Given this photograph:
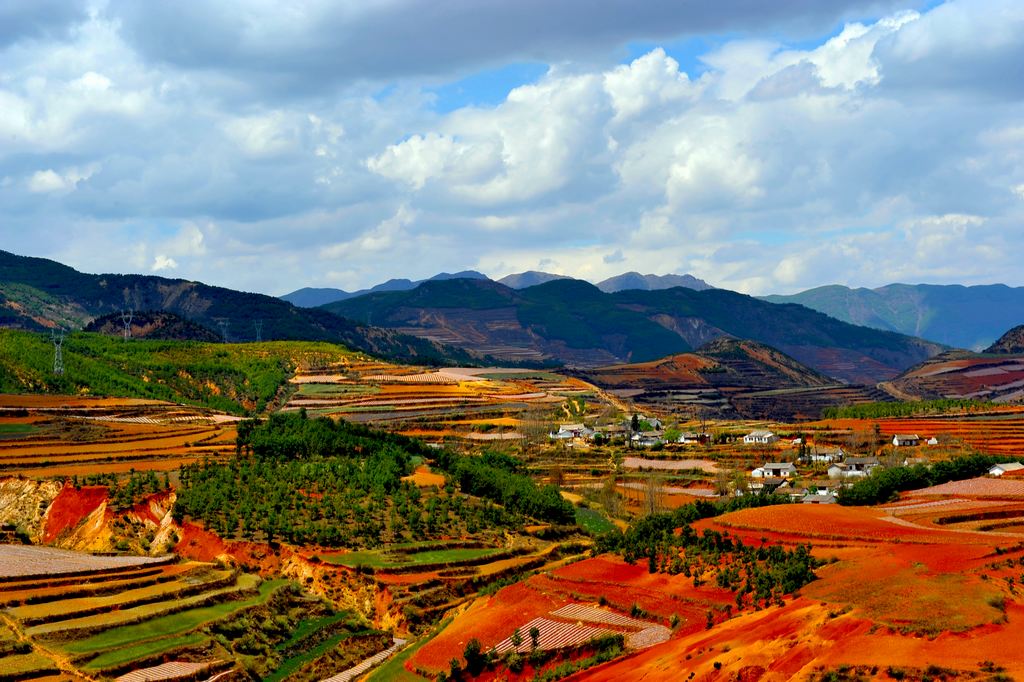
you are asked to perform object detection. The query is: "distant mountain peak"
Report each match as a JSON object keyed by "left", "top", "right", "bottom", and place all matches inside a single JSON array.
[
  {"left": 282, "top": 271, "right": 490, "bottom": 307},
  {"left": 596, "top": 272, "right": 713, "bottom": 293},
  {"left": 497, "top": 271, "right": 572, "bottom": 289}
]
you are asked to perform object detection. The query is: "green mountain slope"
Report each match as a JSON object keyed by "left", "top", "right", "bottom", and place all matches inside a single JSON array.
[
  {"left": 763, "top": 283, "right": 1024, "bottom": 350},
  {"left": 0, "top": 250, "right": 479, "bottom": 366},
  {"left": 0, "top": 330, "right": 363, "bottom": 414},
  {"left": 324, "top": 278, "right": 944, "bottom": 383}
]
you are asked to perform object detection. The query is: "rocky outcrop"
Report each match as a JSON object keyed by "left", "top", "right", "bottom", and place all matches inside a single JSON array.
[{"left": 985, "top": 325, "right": 1024, "bottom": 354}]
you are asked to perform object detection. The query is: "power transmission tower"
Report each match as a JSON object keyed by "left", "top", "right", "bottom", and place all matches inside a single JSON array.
[
  {"left": 120, "top": 308, "right": 134, "bottom": 341},
  {"left": 254, "top": 319, "right": 263, "bottom": 343},
  {"left": 51, "top": 328, "right": 65, "bottom": 375},
  {"left": 217, "top": 320, "right": 230, "bottom": 343}
]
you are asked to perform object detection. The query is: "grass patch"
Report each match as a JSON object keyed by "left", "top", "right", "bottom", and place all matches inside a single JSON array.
[
  {"left": 365, "top": 619, "right": 450, "bottom": 682},
  {"left": 61, "top": 577, "right": 285, "bottom": 654},
  {"left": 321, "top": 547, "right": 502, "bottom": 569},
  {"left": 296, "top": 384, "right": 379, "bottom": 397},
  {"left": 0, "top": 423, "right": 35, "bottom": 436},
  {"left": 264, "top": 630, "right": 370, "bottom": 682},
  {"left": 575, "top": 507, "right": 615, "bottom": 535},
  {"left": 275, "top": 613, "right": 351, "bottom": 652},
  {"left": 82, "top": 632, "right": 207, "bottom": 671},
  {"left": 0, "top": 652, "right": 58, "bottom": 676}
]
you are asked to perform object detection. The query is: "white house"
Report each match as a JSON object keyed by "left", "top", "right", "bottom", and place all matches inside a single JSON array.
[
  {"left": 632, "top": 432, "right": 663, "bottom": 448},
  {"left": 808, "top": 445, "right": 844, "bottom": 464},
  {"left": 751, "top": 462, "right": 797, "bottom": 478},
  {"left": 989, "top": 462, "right": 1024, "bottom": 477},
  {"left": 744, "top": 430, "right": 778, "bottom": 445},
  {"left": 627, "top": 415, "right": 663, "bottom": 431},
  {"left": 828, "top": 456, "right": 881, "bottom": 479},
  {"left": 801, "top": 491, "right": 838, "bottom": 504},
  {"left": 550, "top": 423, "right": 594, "bottom": 440},
  {"left": 892, "top": 434, "right": 920, "bottom": 447},
  {"left": 926, "top": 437, "right": 939, "bottom": 446},
  {"left": 677, "top": 432, "right": 710, "bottom": 445}
]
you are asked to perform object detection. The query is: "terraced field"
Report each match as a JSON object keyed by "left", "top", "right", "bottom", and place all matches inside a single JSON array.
[
  {"left": 810, "top": 407, "right": 1024, "bottom": 456},
  {"left": 0, "top": 545, "right": 322, "bottom": 679},
  {"left": 0, "top": 395, "right": 237, "bottom": 479},
  {"left": 282, "top": 361, "right": 590, "bottom": 442}
]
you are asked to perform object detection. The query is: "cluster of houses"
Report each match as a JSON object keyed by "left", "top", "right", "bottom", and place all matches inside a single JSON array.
[{"left": 549, "top": 415, "right": 670, "bottom": 448}]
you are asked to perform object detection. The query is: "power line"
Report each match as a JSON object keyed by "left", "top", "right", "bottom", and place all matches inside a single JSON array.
[
  {"left": 51, "top": 328, "right": 65, "bottom": 375},
  {"left": 120, "top": 308, "right": 133, "bottom": 341}
]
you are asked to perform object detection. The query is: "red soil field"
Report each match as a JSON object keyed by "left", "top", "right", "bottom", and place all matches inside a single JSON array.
[
  {"left": 576, "top": 598, "right": 1024, "bottom": 681},
  {"left": 40, "top": 484, "right": 108, "bottom": 543},
  {"left": 175, "top": 522, "right": 293, "bottom": 575},
  {"left": 411, "top": 582, "right": 571, "bottom": 674}
]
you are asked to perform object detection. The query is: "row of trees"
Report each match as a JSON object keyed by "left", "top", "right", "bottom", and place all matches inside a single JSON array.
[
  {"left": 838, "top": 453, "right": 1019, "bottom": 505},
  {"left": 822, "top": 398, "right": 996, "bottom": 420}
]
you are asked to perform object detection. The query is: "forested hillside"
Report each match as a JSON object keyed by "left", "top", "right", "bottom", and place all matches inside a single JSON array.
[{"left": 175, "top": 412, "right": 574, "bottom": 547}]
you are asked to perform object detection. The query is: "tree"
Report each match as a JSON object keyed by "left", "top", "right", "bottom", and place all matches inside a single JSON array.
[
  {"left": 463, "top": 638, "right": 485, "bottom": 675},
  {"left": 529, "top": 626, "right": 540, "bottom": 650},
  {"left": 510, "top": 627, "right": 523, "bottom": 649}
]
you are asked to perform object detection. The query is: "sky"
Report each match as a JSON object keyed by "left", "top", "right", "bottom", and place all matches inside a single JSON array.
[{"left": 1, "top": 0, "right": 1023, "bottom": 296}]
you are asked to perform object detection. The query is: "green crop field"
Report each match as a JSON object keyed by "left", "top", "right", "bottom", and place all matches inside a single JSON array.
[
  {"left": 264, "top": 630, "right": 371, "bottom": 682},
  {"left": 322, "top": 546, "right": 503, "bottom": 569},
  {"left": 275, "top": 614, "right": 350, "bottom": 652},
  {"left": 0, "top": 423, "right": 36, "bottom": 436},
  {"left": 81, "top": 632, "right": 208, "bottom": 671},
  {"left": 296, "top": 383, "right": 379, "bottom": 397},
  {"left": 366, "top": 618, "right": 451, "bottom": 682},
  {"left": 0, "top": 652, "right": 58, "bottom": 676},
  {"left": 55, "top": 575, "right": 277, "bottom": 651},
  {"left": 575, "top": 506, "right": 616, "bottom": 535}
]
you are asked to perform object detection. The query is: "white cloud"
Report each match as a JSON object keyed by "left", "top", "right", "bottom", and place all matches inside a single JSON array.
[
  {"left": 603, "top": 48, "right": 695, "bottom": 122},
  {"left": 27, "top": 164, "right": 97, "bottom": 193},
  {"left": 151, "top": 254, "right": 178, "bottom": 271},
  {"left": 3, "top": 0, "right": 1024, "bottom": 298}
]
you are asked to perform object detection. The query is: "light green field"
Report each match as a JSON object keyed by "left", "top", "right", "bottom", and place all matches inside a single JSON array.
[
  {"left": 366, "top": 618, "right": 450, "bottom": 682},
  {"left": 275, "top": 613, "right": 350, "bottom": 652},
  {"left": 264, "top": 630, "right": 371, "bottom": 682},
  {"left": 296, "top": 383, "right": 379, "bottom": 397},
  {"left": 0, "top": 652, "right": 58, "bottom": 676},
  {"left": 55, "top": 575, "right": 278, "bottom": 651},
  {"left": 0, "top": 423, "right": 35, "bottom": 435},
  {"left": 82, "top": 632, "right": 208, "bottom": 671},
  {"left": 322, "top": 547, "right": 502, "bottom": 569},
  {"left": 575, "top": 507, "right": 616, "bottom": 535}
]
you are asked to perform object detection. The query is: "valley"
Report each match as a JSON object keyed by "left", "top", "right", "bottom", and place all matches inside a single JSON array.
[{"left": 0, "top": 253, "right": 1022, "bottom": 680}]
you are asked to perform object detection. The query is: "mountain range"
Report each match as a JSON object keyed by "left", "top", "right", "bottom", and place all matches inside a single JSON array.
[
  {"left": 281, "top": 270, "right": 489, "bottom": 307},
  {"left": 764, "top": 283, "right": 1024, "bottom": 351},
  {"left": 283, "top": 270, "right": 713, "bottom": 307},
  {"left": 322, "top": 277, "right": 944, "bottom": 383},
  {"left": 0, "top": 250, "right": 479, "bottom": 366}
]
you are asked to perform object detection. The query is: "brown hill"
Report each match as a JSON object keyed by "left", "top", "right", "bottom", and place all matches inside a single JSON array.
[
  {"left": 887, "top": 349, "right": 1024, "bottom": 402},
  {"left": 574, "top": 339, "right": 890, "bottom": 420},
  {"left": 985, "top": 324, "right": 1024, "bottom": 353},
  {"left": 84, "top": 310, "right": 221, "bottom": 342}
]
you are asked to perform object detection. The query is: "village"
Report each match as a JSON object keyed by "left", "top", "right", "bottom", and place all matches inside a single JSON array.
[{"left": 547, "top": 416, "right": 1024, "bottom": 507}]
